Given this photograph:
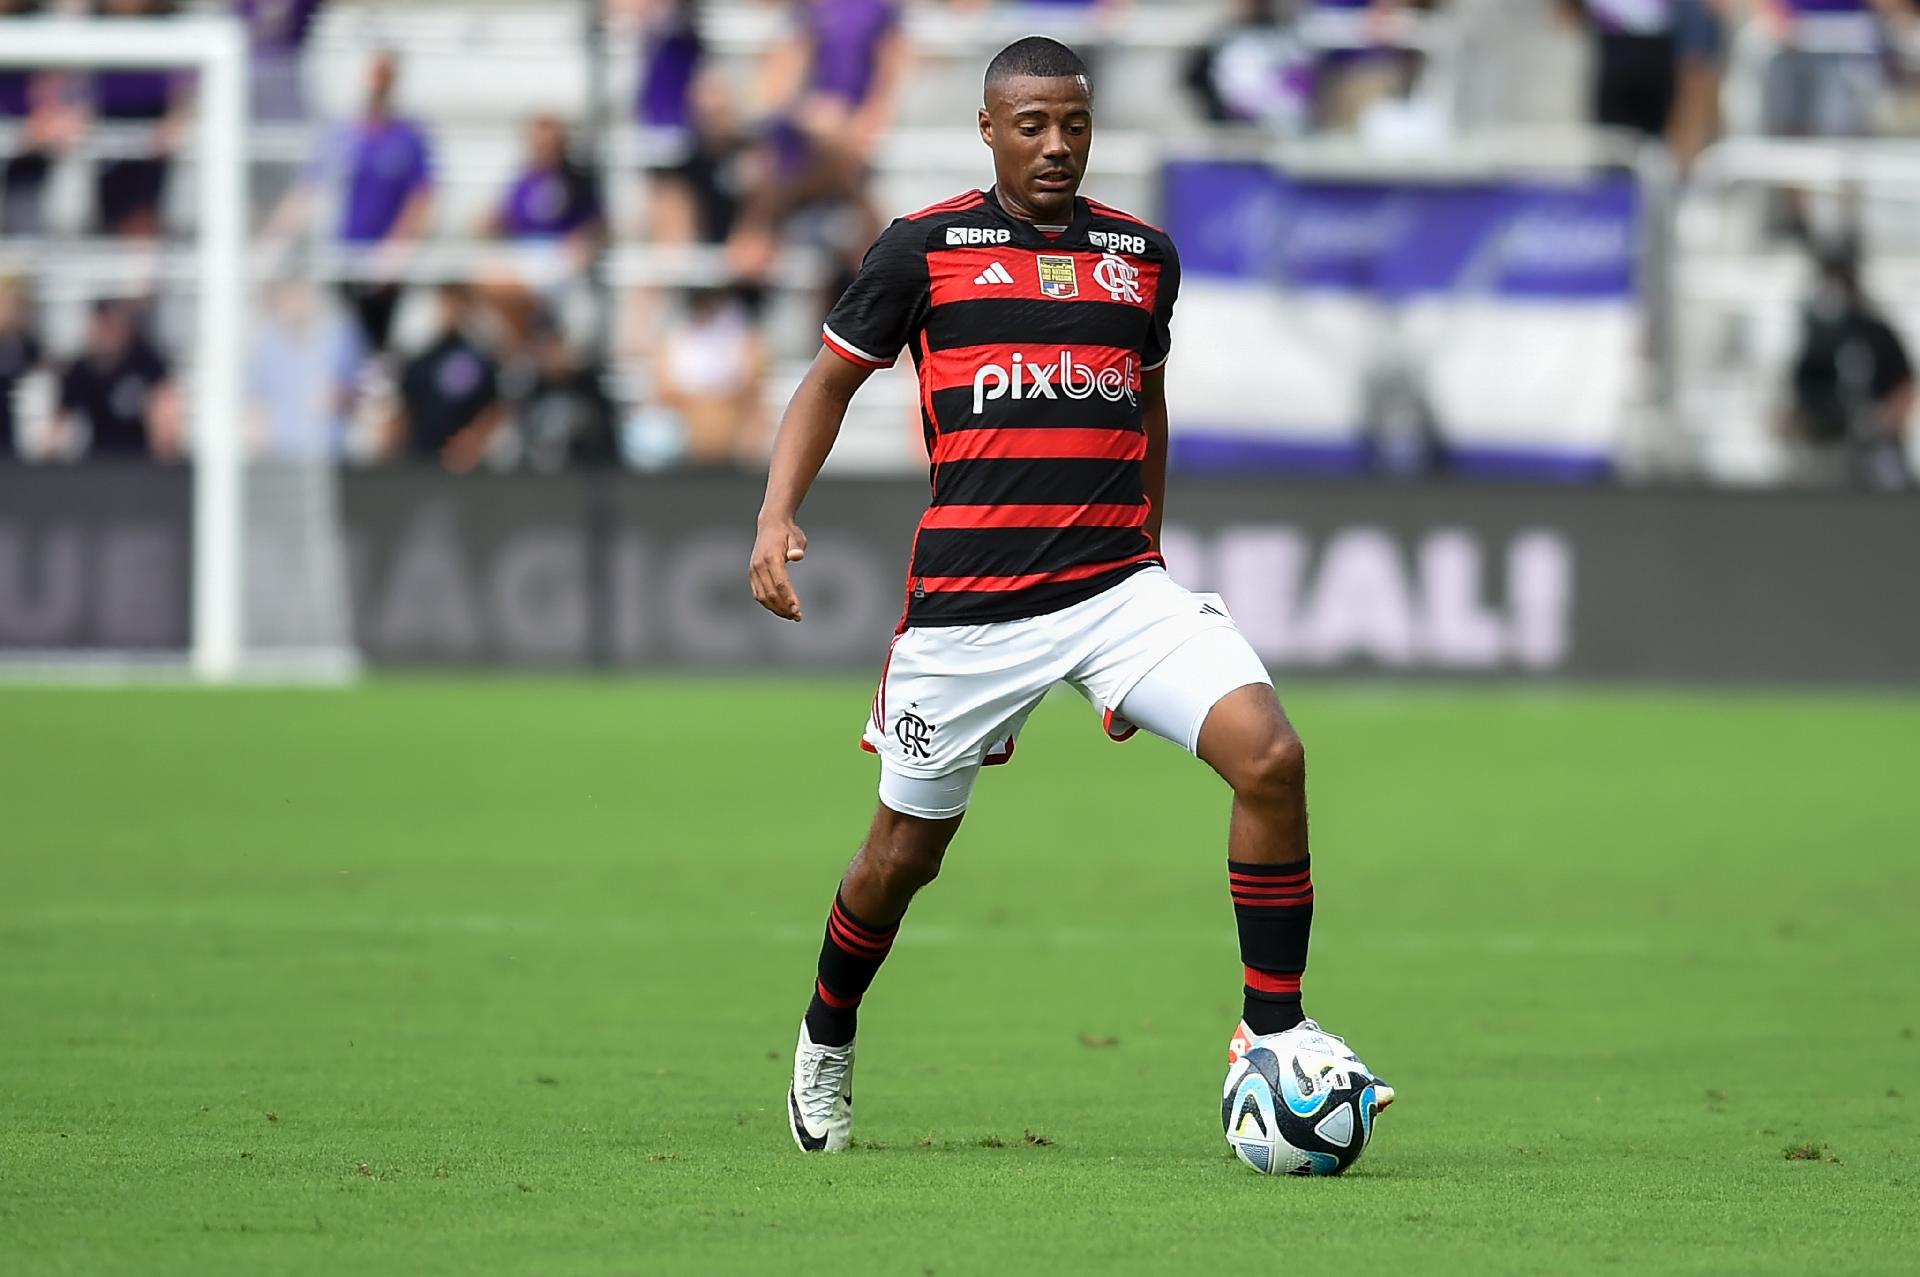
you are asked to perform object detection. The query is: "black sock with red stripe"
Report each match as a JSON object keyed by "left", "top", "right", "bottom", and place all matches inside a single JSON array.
[
  {"left": 1230, "top": 857, "right": 1313, "bottom": 1036},
  {"left": 803, "top": 892, "right": 900, "bottom": 1047}
]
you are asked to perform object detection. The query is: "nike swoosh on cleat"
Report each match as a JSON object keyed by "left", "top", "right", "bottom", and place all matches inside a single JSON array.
[{"left": 788, "top": 1087, "right": 830, "bottom": 1151}]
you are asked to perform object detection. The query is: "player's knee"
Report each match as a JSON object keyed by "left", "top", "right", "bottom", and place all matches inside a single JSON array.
[
  {"left": 868, "top": 836, "right": 944, "bottom": 895},
  {"left": 1234, "top": 731, "right": 1306, "bottom": 804}
]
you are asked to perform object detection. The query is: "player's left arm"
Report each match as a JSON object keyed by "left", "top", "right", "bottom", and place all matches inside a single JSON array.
[{"left": 1141, "top": 366, "right": 1168, "bottom": 553}]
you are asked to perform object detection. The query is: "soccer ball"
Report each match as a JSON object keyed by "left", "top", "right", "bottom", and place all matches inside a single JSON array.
[{"left": 1222, "top": 1035, "right": 1389, "bottom": 1176}]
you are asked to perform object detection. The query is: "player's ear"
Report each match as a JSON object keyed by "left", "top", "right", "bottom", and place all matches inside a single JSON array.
[{"left": 978, "top": 106, "right": 992, "bottom": 148}]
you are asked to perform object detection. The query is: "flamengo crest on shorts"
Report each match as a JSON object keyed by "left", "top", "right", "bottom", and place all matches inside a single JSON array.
[{"left": 819, "top": 187, "right": 1183, "bottom": 629}]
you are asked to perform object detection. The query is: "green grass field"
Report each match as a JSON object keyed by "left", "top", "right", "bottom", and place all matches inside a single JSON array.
[{"left": 2, "top": 679, "right": 1916, "bottom": 1275}]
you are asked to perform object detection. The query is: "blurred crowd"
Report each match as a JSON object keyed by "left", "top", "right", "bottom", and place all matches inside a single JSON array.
[{"left": 0, "top": 0, "right": 1916, "bottom": 479}]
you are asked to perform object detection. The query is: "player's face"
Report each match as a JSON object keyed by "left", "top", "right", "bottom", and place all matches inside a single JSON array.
[{"left": 979, "top": 75, "right": 1094, "bottom": 223}]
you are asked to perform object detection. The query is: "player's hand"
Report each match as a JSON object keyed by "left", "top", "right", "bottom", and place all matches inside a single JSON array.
[{"left": 750, "top": 519, "right": 808, "bottom": 622}]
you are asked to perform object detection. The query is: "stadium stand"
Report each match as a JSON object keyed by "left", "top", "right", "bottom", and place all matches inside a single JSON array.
[{"left": 1, "top": 0, "right": 1918, "bottom": 481}]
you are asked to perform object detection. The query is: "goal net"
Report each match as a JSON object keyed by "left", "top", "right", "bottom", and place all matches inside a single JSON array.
[{"left": 0, "top": 15, "right": 356, "bottom": 683}]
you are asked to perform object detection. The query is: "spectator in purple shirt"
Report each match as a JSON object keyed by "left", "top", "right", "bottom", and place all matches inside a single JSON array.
[
  {"left": 626, "top": 0, "right": 704, "bottom": 141},
  {"left": 731, "top": 0, "right": 906, "bottom": 280},
  {"left": 269, "top": 51, "right": 435, "bottom": 357},
  {"left": 488, "top": 116, "right": 603, "bottom": 245},
  {"left": 476, "top": 115, "right": 605, "bottom": 357},
  {"left": 91, "top": 0, "right": 190, "bottom": 238}
]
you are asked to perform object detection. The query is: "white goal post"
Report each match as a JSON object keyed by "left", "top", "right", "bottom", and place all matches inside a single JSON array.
[{"left": 1, "top": 16, "right": 352, "bottom": 683}]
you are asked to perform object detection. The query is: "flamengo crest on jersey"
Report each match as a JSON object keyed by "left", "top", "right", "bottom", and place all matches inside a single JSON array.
[
  {"left": 820, "top": 188, "right": 1180, "bottom": 628},
  {"left": 1094, "top": 253, "right": 1143, "bottom": 304}
]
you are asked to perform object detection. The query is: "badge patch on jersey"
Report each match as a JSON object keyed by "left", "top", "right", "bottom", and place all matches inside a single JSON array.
[{"left": 1036, "top": 255, "right": 1080, "bottom": 300}]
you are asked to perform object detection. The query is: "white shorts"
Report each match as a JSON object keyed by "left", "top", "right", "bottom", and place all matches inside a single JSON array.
[{"left": 860, "top": 567, "right": 1273, "bottom": 819}]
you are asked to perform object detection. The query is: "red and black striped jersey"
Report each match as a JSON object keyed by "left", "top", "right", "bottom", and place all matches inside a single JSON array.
[{"left": 821, "top": 186, "right": 1181, "bottom": 628}]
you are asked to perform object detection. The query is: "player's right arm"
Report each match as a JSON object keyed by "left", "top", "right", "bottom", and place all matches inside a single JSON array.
[
  {"left": 751, "top": 351, "right": 875, "bottom": 623},
  {"left": 750, "top": 217, "right": 930, "bottom": 623}
]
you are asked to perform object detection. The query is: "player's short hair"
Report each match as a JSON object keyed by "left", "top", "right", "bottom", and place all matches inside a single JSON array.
[{"left": 983, "top": 37, "right": 1091, "bottom": 104}]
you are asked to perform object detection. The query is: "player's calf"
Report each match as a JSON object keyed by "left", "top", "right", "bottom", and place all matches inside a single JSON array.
[{"left": 1197, "top": 688, "right": 1315, "bottom": 1036}]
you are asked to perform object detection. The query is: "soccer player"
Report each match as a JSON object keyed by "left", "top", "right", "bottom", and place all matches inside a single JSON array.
[{"left": 750, "top": 36, "right": 1393, "bottom": 1153}]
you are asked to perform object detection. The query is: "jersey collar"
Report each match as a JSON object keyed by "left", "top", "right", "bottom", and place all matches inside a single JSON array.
[{"left": 983, "top": 185, "right": 1091, "bottom": 248}]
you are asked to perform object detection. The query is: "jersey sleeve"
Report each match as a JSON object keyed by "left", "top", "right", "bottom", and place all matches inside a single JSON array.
[
  {"left": 821, "top": 219, "right": 929, "bottom": 370},
  {"left": 1143, "top": 239, "right": 1182, "bottom": 372}
]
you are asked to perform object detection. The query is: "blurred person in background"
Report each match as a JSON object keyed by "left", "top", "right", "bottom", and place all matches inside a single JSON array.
[
  {"left": 1746, "top": 0, "right": 1912, "bottom": 239},
  {"left": 731, "top": 0, "right": 906, "bottom": 284},
  {"left": 476, "top": 114, "right": 604, "bottom": 358},
  {"left": 0, "top": 275, "right": 46, "bottom": 462},
  {"left": 1784, "top": 236, "right": 1914, "bottom": 487},
  {"left": 648, "top": 67, "right": 757, "bottom": 246},
  {"left": 55, "top": 298, "right": 182, "bottom": 462},
  {"left": 237, "top": 0, "right": 326, "bottom": 219},
  {"left": 1, "top": 0, "right": 84, "bottom": 237},
  {"left": 385, "top": 283, "right": 505, "bottom": 473},
  {"left": 1558, "top": 0, "right": 1726, "bottom": 169},
  {"left": 1184, "top": 0, "right": 1318, "bottom": 133},
  {"left": 1570, "top": 0, "right": 1680, "bottom": 138},
  {"left": 270, "top": 51, "right": 435, "bottom": 360},
  {"left": 623, "top": 67, "right": 765, "bottom": 402},
  {"left": 248, "top": 277, "right": 362, "bottom": 461},
  {"left": 91, "top": 0, "right": 190, "bottom": 239},
  {"left": 237, "top": 0, "right": 324, "bottom": 122},
  {"left": 514, "top": 316, "right": 620, "bottom": 473},
  {"left": 1672, "top": 0, "right": 1729, "bottom": 169},
  {"left": 1762, "top": 0, "right": 1915, "bottom": 142},
  {"left": 650, "top": 285, "right": 767, "bottom": 465},
  {"left": 1311, "top": 0, "right": 1436, "bottom": 133},
  {"left": 627, "top": 0, "right": 705, "bottom": 146},
  {"left": 623, "top": 0, "right": 736, "bottom": 261}
]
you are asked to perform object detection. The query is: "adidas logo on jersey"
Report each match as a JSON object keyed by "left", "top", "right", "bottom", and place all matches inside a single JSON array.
[{"left": 973, "top": 261, "right": 1015, "bottom": 286}]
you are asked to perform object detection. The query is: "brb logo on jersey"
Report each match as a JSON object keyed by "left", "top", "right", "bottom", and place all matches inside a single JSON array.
[
  {"left": 972, "top": 352, "right": 1140, "bottom": 414},
  {"left": 1089, "top": 231, "right": 1148, "bottom": 256},
  {"left": 947, "top": 226, "right": 1012, "bottom": 246},
  {"left": 1094, "top": 253, "right": 1143, "bottom": 304}
]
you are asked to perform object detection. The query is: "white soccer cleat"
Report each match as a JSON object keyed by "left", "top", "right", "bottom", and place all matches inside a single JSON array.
[
  {"left": 1225, "top": 1017, "right": 1395, "bottom": 1112},
  {"left": 787, "top": 1022, "right": 855, "bottom": 1152}
]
